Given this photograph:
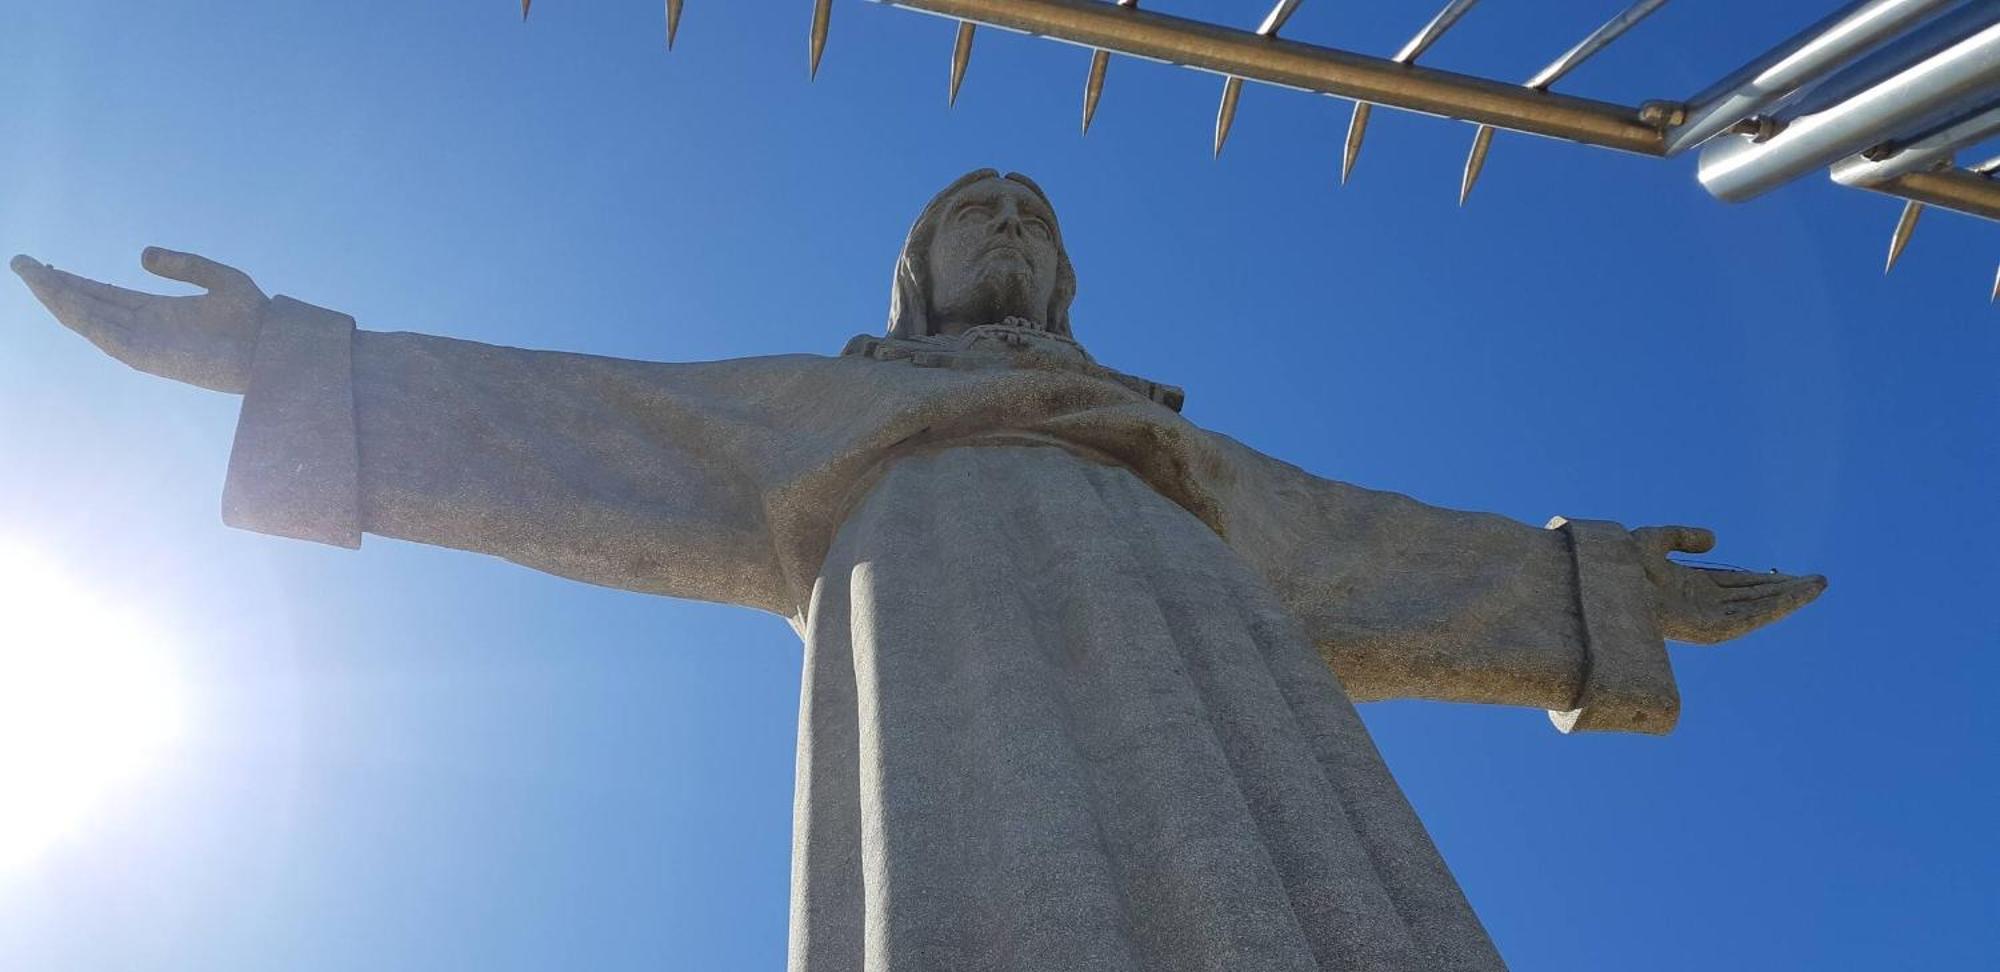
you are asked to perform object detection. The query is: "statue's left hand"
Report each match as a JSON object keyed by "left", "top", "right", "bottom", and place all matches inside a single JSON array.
[
  {"left": 11, "top": 248, "right": 268, "bottom": 393},
  {"left": 1632, "top": 525, "right": 1826, "bottom": 645}
]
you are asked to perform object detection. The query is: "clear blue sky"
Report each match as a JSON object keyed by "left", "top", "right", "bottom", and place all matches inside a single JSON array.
[{"left": 1, "top": 1, "right": 1993, "bottom": 968}]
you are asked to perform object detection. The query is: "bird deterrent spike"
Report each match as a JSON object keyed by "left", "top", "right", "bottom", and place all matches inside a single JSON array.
[
  {"left": 1456, "top": 0, "right": 1662, "bottom": 203},
  {"left": 810, "top": 0, "right": 832, "bottom": 80},
  {"left": 1884, "top": 201, "right": 1922, "bottom": 274},
  {"left": 1346, "top": 0, "right": 1484, "bottom": 184},
  {"left": 521, "top": 0, "right": 531, "bottom": 21},
  {"left": 949, "top": 22, "right": 976, "bottom": 107},
  {"left": 1214, "top": 77, "right": 1243, "bottom": 159},
  {"left": 1214, "top": 0, "right": 1302, "bottom": 159},
  {"left": 1460, "top": 125, "right": 1494, "bottom": 205},
  {"left": 1991, "top": 265, "right": 1998, "bottom": 304},
  {"left": 1083, "top": 50, "right": 1110, "bottom": 135},
  {"left": 1340, "top": 102, "right": 1371, "bottom": 184},
  {"left": 1082, "top": 1, "right": 1138, "bottom": 137},
  {"left": 666, "top": 0, "right": 683, "bottom": 50}
]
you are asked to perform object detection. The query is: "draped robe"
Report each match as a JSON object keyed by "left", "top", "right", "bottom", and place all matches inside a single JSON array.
[{"left": 222, "top": 297, "right": 1682, "bottom": 972}]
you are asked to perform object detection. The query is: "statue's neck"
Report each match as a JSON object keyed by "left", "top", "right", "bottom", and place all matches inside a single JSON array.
[{"left": 839, "top": 326, "right": 1186, "bottom": 414}]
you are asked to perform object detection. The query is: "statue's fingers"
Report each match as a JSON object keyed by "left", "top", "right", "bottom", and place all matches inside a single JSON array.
[
  {"left": 1727, "top": 574, "right": 1828, "bottom": 619},
  {"left": 1635, "top": 524, "right": 1716, "bottom": 556},
  {"left": 1704, "top": 564, "right": 1800, "bottom": 588},
  {"left": 11, "top": 256, "right": 143, "bottom": 336},
  {"left": 1664, "top": 526, "right": 1717, "bottom": 554},
  {"left": 141, "top": 246, "right": 258, "bottom": 295},
  {"left": 1711, "top": 568, "right": 1809, "bottom": 592}
]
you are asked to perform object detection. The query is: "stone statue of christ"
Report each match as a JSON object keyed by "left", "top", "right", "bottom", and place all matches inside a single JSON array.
[{"left": 12, "top": 169, "right": 1823, "bottom": 972}]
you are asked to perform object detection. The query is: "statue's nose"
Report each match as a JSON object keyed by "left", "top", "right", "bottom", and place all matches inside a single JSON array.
[{"left": 993, "top": 200, "right": 1026, "bottom": 237}]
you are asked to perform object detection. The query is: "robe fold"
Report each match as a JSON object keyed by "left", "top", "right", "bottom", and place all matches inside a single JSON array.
[{"left": 220, "top": 297, "right": 1682, "bottom": 970}]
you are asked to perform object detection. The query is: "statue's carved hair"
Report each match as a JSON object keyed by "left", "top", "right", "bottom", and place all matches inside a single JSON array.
[{"left": 886, "top": 169, "right": 1077, "bottom": 340}]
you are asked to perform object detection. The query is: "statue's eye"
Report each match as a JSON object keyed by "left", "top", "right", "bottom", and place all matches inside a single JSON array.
[
  {"left": 1024, "top": 218, "right": 1052, "bottom": 239},
  {"left": 955, "top": 204, "right": 991, "bottom": 223}
]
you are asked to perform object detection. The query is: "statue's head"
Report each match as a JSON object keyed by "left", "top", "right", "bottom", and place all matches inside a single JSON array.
[{"left": 887, "top": 169, "right": 1077, "bottom": 340}]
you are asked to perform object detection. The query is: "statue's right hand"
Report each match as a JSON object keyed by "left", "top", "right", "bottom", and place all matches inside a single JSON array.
[{"left": 11, "top": 247, "right": 269, "bottom": 393}]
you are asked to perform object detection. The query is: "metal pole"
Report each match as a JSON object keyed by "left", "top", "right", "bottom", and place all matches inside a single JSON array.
[
  {"left": 875, "top": 0, "right": 1667, "bottom": 155},
  {"left": 1665, "top": 0, "right": 1958, "bottom": 154},
  {"left": 1696, "top": 21, "right": 2000, "bottom": 202}
]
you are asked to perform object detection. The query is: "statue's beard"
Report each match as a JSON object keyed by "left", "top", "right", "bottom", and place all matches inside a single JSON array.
[{"left": 934, "top": 266, "right": 1046, "bottom": 333}]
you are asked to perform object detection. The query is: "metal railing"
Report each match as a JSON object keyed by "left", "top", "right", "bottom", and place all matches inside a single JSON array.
[{"left": 521, "top": 0, "right": 2000, "bottom": 300}]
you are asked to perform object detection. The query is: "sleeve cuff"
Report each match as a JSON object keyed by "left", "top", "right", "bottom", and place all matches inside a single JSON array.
[
  {"left": 1543, "top": 517, "right": 1679, "bottom": 735},
  {"left": 220, "top": 296, "right": 362, "bottom": 548}
]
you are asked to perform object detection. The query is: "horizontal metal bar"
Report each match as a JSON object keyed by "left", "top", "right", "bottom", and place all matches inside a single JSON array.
[
  {"left": 1666, "top": 0, "right": 1959, "bottom": 154},
  {"left": 876, "top": 0, "right": 1667, "bottom": 155},
  {"left": 1857, "top": 165, "right": 2000, "bottom": 222},
  {"left": 1697, "top": 20, "right": 2000, "bottom": 202}
]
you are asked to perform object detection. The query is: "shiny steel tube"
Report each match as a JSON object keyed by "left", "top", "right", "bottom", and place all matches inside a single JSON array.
[
  {"left": 1778, "top": 2, "right": 1999, "bottom": 118},
  {"left": 877, "top": 0, "right": 1666, "bottom": 154},
  {"left": 1696, "top": 20, "right": 2000, "bottom": 202},
  {"left": 1857, "top": 165, "right": 2000, "bottom": 221},
  {"left": 1829, "top": 101, "right": 2000, "bottom": 185},
  {"left": 1665, "top": 0, "right": 1958, "bottom": 155}
]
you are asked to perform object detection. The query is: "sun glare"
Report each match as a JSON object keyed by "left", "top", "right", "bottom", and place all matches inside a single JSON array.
[{"left": 0, "top": 542, "right": 187, "bottom": 872}]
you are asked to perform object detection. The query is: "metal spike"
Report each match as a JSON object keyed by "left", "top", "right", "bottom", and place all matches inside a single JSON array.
[
  {"left": 1256, "top": 0, "right": 1306, "bottom": 36},
  {"left": 1214, "top": 77, "right": 1243, "bottom": 158},
  {"left": 1341, "top": 102, "right": 1370, "bottom": 184},
  {"left": 1884, "top": 200, "right": 1923, "bottom": 273},
  {"left": 1395, "top": 0, "right": 1484, "bottom": 64},
  {"left": 1080, "top": 0, "right": 1144, "bottom": 136},
  {"left": 1344, "top": 0, "right": 1483, "bottom": 184},
  {"left": 1083, "top": 50, "right": 1110, "bottom": 134},
  {"left": 810, "top": 0, "right": 831, "bottom": 79},
  {"left": 1460, "top": 124, "right": 1494, "bottom": 205},
  {"left": 1527, "top": 0, "right": 1670, "bottom": 91},
  {"left": 666, "top": 0, "right": 683, "bottom": 49},
  {"left": 1213, "top": 0, "right": 1305, "bottom": 159},
  {"left": 1081, "top": 1, "right": 1138, "bottom": 136},
  {"left": 1991, "top": 265, "right": 1998, "bottom": 303},
  {"left": 521, "top": 0, "right": 531, "bottom": 21},
  {"left": 1454, "top": 0, "right": 1660, "bottom": 204},
  {"left": 949, "top": 22, "right": 976, "bottom": 106}
]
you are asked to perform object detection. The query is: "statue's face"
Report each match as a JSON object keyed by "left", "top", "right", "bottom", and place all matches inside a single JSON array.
[{"left": 924, "top": 179, "right": 1061, "bottom": 336}]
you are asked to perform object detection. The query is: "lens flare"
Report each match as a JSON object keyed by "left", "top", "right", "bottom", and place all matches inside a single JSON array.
[{"left": 0, "top": 542, "right": 187, "bottom": 872}]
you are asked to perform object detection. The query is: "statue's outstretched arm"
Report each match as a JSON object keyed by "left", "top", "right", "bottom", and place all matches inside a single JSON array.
[
  {"left": 14, "top": 250, "right": 793, "bottom": 618},
  {"left": 1204, "top": 432, "right": 1824, "bottom": 735}
]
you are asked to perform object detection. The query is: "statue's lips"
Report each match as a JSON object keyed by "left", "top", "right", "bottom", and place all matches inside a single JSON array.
[{"left": 978, "top": 241, "right": 1029, "bottom": 262}]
